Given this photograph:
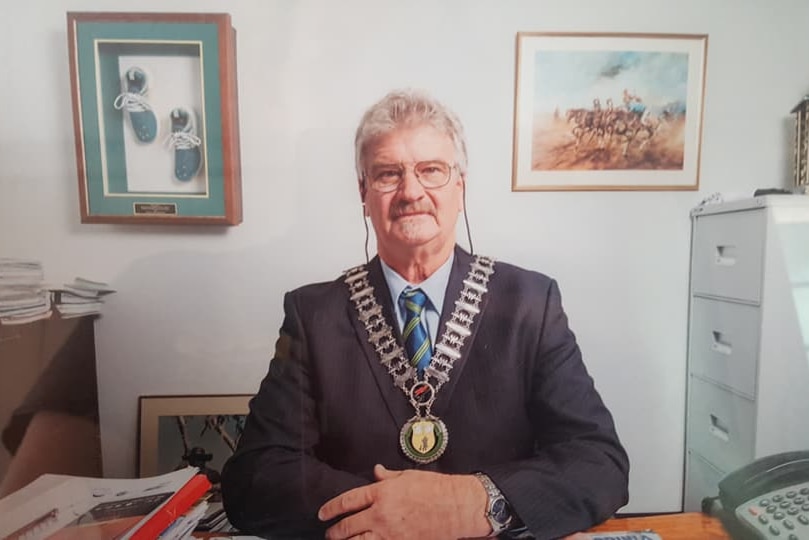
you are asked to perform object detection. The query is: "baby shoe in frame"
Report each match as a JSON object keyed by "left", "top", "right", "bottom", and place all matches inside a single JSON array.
[
  {"left": 113, "top": 67, "right": 158, "bottom": 143},
  {"left": 166, "top": 107, "right": 203, "bottom": 181}
]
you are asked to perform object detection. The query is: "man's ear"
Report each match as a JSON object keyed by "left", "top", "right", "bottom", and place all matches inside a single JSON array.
[
  {"left": 358, "top": 178, "right": 367, "bottom": 202},
  {"left": 358, "top": 178, "right": 369, "bottom": 216}
]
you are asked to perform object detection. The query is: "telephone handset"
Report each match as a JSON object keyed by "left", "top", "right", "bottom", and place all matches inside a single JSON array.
[{"left": 717, "top": 451, "right": 809, "bottom": 539}]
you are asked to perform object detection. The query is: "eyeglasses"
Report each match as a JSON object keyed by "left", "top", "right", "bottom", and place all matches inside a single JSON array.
[{"left": 365, "top": 160, "right": 457, "bottom": 193}]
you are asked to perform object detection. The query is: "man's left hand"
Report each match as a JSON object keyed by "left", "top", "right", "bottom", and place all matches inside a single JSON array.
[{"left": 318, "top": 464, "right": 491, "bottom": 539}]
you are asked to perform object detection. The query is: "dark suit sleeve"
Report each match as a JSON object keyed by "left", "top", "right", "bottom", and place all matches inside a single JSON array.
[
  {"left": 485, "top": 279, "right": 629, "bottom": 539},
  {"left": 221, "top": 291, "right": 370, "bottom": 538}
]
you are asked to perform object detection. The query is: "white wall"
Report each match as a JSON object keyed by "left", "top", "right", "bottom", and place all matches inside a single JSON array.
[{"left": 2, "top": 0, "right": 808, "bottom": 513}]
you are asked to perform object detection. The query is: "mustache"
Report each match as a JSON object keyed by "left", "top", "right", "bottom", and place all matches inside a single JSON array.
[{"left": 390, "top": 201, "right": 435, "bottom": 219}]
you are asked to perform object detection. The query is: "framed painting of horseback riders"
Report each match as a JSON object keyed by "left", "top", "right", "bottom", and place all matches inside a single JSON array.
[
  {"left": 512, "top": 32, "right": 708, "bottom": 191},
  {"left": 66, "top": 12, "right": 243, "bottom": 224},
  {"left": 137, "top": 394, "right": 251, "bottom": 478}
]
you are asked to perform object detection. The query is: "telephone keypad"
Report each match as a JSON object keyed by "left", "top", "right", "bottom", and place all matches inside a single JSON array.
[{"left": 737, "top": 481, "right": 809, "bottom": 539}]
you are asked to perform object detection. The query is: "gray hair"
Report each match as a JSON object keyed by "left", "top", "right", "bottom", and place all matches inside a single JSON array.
[{"left": 354, "top": 89, "right": 468, "bottom": 181}]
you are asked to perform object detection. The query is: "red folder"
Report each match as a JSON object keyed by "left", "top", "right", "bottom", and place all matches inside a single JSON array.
[{"left": 130, "top": 474, "right": 212, "bottom": 540}]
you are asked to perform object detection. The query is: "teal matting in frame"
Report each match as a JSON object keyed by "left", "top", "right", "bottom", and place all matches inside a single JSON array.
[{"left": 67, "top": 12, "right": 242, "bottom": 225}]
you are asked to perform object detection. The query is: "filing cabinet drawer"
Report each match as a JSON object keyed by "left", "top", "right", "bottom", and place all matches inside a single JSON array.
[
  {"left": 689, "top": 297, "right": 760, "bottom": 398},
  {"left": 684, "top": 449, "right": 726, "bottom": 512},
  {"left": 687, "top": 375, "right": 755, "bottom": 473},
  {"left": 691, "top": 209, "right": 765, "bottom": 303}
]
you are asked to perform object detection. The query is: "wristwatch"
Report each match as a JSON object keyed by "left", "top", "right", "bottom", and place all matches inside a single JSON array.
[{"left": 474, "top": 472, "right": 513, "bottom": 536}]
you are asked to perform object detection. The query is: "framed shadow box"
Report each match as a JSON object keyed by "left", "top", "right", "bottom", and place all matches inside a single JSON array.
[{"left": 67, "top": 12, "right": 242, "bottom": 225}]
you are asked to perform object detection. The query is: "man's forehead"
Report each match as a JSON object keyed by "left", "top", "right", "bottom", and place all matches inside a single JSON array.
[{"left": 365, "top": 126, "right": 454, "bottom": 161}]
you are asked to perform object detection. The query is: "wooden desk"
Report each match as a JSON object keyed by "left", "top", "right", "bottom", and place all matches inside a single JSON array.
[
  {"left": 0, "top": 315, "right": 101, "bottom": 497},
  {"left": 191, "top": 512, "right": 731, "bottom": 539},
  {"left": 578, "top": 512, "right": 730, "bottom": 539}
]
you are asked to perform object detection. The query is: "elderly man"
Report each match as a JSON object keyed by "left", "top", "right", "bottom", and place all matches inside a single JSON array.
[{"left": 221, "top": 89, "right": 629, "bottom": 539}]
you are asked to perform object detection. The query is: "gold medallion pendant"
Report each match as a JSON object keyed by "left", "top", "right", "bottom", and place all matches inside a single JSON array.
[{"left": 399, "top": 415, "right": 448, "bottom": 464}]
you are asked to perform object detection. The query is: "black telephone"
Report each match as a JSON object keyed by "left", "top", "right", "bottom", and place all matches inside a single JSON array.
[{"left": 716, "top": 451, "right": 809, "bottom": 539}]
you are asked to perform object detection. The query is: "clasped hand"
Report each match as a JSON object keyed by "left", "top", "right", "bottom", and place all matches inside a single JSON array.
[{"left": 318, "top": 464, "right": 491, "bottom": 540}]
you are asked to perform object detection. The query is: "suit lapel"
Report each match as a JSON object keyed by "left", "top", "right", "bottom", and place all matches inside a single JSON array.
[{"left": 346, "top": 257, "right": 413, "bottom": 428}]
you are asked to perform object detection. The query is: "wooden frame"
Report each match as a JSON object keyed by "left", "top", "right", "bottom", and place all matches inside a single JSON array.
[
  {"left": 67, "top": 12, "right": 242, "bottom": 224},
  {"left": 512, "top": 32, "right": 708, "bottom": 191},
  {"left": 137, "top": 394, "right": 250, "bottom": 478}
]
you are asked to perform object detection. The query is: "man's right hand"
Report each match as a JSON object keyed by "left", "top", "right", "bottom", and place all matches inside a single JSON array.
[{"left": 318, "top": 464, "right": 492, "bottom": 539}]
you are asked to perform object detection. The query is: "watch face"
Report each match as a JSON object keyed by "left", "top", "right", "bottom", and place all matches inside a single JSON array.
[{"left": 492, "top": 498, "right": 511, "bottom": 524}]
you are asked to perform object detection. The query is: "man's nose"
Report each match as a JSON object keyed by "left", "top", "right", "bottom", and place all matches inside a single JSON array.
[{"left": 397, "top": 169, "right": 425, "bottom": 200}]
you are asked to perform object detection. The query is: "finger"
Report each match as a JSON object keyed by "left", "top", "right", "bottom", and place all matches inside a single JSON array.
[
  {"left": 319, "top": 485, "right": 375, "bottom": 521},
  {"left": 373, "top": 463, "right": 402, "bottom": 481},
  {"left": 324, "top": 509, "right": 373, "bottom": 540},
  {"left": 349, "top": 533, "right": 379, "bottom": 540}
]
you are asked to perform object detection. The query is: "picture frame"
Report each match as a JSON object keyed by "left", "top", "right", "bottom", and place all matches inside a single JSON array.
[
  {"left": 137, "top": 394, "right": 251, "bottom": 478},
  {"left": 67, "top": 12, "right": 242, "bottom": 225},
  {"left": 512, "top": 32, "right": 708, "bottom": 191}
]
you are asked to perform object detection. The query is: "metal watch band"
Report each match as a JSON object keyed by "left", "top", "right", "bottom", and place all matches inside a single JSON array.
[{"left": 474, "top": 472, "right": 512, "bottom": 535}]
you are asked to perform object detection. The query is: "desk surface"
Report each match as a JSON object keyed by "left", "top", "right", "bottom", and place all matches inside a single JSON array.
[
  {"left": 578, "top": 512, "right": 731, "bottom": 540},
  {"left": 191, "top": 512, "right": 731, "bottom": 539}
]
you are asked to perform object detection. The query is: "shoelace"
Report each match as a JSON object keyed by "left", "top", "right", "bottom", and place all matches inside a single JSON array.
[
  {"left": 166, "top": 131, "right": 201, "bottom": 150},
  {"left": 113, "top": 91, "right": 152, "bottom": 112}
]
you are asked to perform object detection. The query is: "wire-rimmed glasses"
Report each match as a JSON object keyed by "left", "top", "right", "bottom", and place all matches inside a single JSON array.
[{"left": 365, "top": 160, "right": 457, "bottom": 192}]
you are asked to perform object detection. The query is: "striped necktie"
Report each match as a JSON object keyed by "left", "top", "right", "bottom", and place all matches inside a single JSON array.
[{"left": 401, "top": 288, "right": 432, "bottom": 375}]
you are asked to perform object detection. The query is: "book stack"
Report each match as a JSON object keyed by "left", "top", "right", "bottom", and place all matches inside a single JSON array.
[
  {"left": 194, "top": 500, "right": 240, "bottom": 534},
  {"left": 0, "top": 258, "right": 51, "bottom": 325},
  {"left": 51, "top": 277, "right": 116, "bottom": 319},
  {"left": 152, "top": 498, "right": 211, "bottom": 540},
  {"left": 0, "top": 467, "right": 212, "bottom": 540}
]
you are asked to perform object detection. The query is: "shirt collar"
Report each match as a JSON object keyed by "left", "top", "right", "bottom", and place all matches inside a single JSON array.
[{"left": 380, "top": 251, "right": 454, "bottom": 315}]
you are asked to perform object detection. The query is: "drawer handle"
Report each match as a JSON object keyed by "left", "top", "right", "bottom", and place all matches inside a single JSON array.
[
  {"left": 714, "top": 245, "right": 737, "bottom": 267},
  {"left": 711, "top": 331, "right": 732, "bottom": 355},
  {"left": 709, "top": 414, "right": 730, "bottom": 442}
]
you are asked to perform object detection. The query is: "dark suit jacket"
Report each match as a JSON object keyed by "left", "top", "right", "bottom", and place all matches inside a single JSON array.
[{"left": 221, "top": 246, "right": 629, "bottom": 539}]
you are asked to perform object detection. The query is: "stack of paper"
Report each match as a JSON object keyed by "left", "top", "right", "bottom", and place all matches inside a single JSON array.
[
  {"left": 0, "top": 467, "right": 211, "bottom": 540},
  {"left": 157, "top": 499, "right": 209, "bottom": 539},
  {"left": 0, "top": 258, "right": 51, "bottom": 325},
  {"left": 52, "top": 277, "right": 116, "bottom": 319}
]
